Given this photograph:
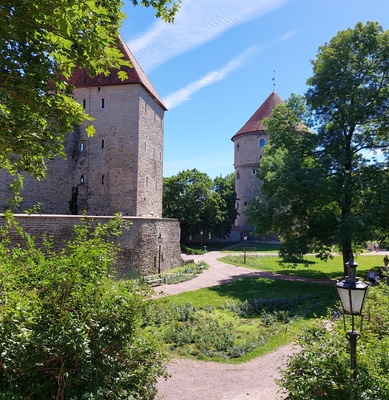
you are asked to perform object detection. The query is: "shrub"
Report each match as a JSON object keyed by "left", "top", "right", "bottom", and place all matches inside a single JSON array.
[
  {"left": 279, "top": 285, "right": 389, "bottom": 399},
  {"left": 0, "top": 212, "right": 167, "bottom": 400}
]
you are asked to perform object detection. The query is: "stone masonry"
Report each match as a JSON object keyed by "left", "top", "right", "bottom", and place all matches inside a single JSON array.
[
  {"left": 231, "top": 91, "right": 284, "bottom": 233},
  {"left": 0, "top": 38, "right": 182, "bottom": 275},
  {"left": 0, "top": 214, "right": 183, "bottom": 278}
]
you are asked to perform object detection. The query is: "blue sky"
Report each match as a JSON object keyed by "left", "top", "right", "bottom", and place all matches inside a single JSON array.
[{"left": 120, "top": 0, "right": 389, "bottom": 179}]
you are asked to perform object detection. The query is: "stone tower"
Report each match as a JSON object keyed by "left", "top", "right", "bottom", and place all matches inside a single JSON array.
[
  {"left": 231, "top": 91, "right": 284, "bottom": 233},
  {"left": 0, "top": 37, "right": 166, "bottom": 217}
]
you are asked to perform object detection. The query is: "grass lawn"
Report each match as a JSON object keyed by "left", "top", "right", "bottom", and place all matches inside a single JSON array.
[
  {"left": 146, "top": 276, "right": 338, "bottom": 363},
  {"left": 219, "top": 254, "right": 385, "bottom": 281},
  {"left": 145, "top": 253, "right": 387, "bottom": 364},
  {"left": 222, "top": 243, "right": 281, "bottom": 253}
]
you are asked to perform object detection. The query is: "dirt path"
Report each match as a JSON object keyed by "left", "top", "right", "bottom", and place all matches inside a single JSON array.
[
  {"left": 157, "top": 344, "right": 294, "bottom": 400},
  {"left": 155, "top": 250, "right": 325, "bottom": 400}
]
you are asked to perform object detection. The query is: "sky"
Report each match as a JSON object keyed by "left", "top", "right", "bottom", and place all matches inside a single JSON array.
[{"left": 120, "top": 0, "right": 389, "bottom": 179}]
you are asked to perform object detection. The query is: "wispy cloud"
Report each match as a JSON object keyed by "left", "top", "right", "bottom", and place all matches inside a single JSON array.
[
  {"left": 128, "top": 0, "right": 289, "bottom": 72},
  {"left": 278, "top": 30, "right": 299, "bottom": 42},
  {"left": 163, "top": 46, "right": 261, "bottom": 109}
]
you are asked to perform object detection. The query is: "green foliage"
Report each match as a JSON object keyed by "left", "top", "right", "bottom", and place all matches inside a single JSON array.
[
  {"left": 181, "top": 244, "right": 207, "bottom": 254},
  {"left": 145, "top": 277, "right": 337, "bottom": 362},
  {"left": 131, "top": 0, "right": 181, "bottom": 22},
  {"left": 279, "top": 286, "right": 389, "bottom": 399},
  {"left": 163, "top": 169, "right": 237, "bottom": 243},
  {"left": 0, "top": 213, "right": 167, "bottom": 399},
  {"left": 246, "top": 22, "right": 389, "bottom": 273},
  {"left": 213, "top": 173, "right": 239, "bottom": 237},
  {"left": 246, "top": 102, "right": 336, "bottom": 261},
  {"left": 0, "top": 0, "right": 180, "bottom": 178},
  {"left": 162, "top": 261, "right": 209, "bottom": 284}
]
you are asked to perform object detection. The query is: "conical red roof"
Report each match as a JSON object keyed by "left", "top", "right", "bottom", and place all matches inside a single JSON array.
[
  {"left": 231, "top": 91, "right": 284, "bottom": 140},
  {"left": 68, "top": 37, "right": 166, "bottom": 110}
]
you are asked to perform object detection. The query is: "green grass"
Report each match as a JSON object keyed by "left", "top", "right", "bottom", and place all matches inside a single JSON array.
[
  {"left": 222, "top": 243, "right": 281, "bottom": 252},
  {"left": 147, "top": 277, "right": 338, "bottom": 363},
  {"left": 145, "top": 253, "right": 385, "bottom": 364},
  {"left": 219, "top": 254, "right": 385, "bottom": 280}
]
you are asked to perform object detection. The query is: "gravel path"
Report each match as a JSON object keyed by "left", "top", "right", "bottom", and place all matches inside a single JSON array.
[{"left": 154, "top": 250, "right": 328, "bottom": 400}]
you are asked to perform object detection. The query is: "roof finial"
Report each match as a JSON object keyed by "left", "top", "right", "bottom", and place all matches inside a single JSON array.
[{"left": 272, "top": 70, "right": 276, "bottom": 92}]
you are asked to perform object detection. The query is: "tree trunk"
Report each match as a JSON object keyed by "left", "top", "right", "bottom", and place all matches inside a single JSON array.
[{"left": 342, "top": 242, "right": 353, "bottom": 278}]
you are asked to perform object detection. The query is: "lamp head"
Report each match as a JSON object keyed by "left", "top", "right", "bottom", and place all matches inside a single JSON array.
[{"left": 336, "top": 259, "right": 368, "bottom": 316}]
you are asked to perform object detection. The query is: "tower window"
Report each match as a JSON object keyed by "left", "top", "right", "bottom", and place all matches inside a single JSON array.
[
  {"left": 259, "top": 138, "right": 266, "bottom": 147},
  {"left": 252, "top": 169, "right": 256, "bottom": 175},
  {"left": 80, "top": 175, "right": 84, "bottom": 184},
  {"left": 101, "top": 98, "right": 105, "bottom": 109},
  {"left": 80, "top": 142, "right": 85, "bottom": 152},
  {"left": 82, "top": 99, "right": 86, "bottom": 109},
  {"left": 101, "top": 175, "right": 105, "bottom": 184},
  {"left": 237, "top": 171, "right": 240, "bottom": 179},
  {"left": 101, "top": 139, "right": 105, "bottom": 149},
  {"left": 236, "top": 143, "right": 239, "bottom": 150}
]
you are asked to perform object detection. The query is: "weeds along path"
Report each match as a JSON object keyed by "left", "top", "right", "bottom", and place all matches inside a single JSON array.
[{"left": 155, "top": 251, "right": 326, "bottom": 400}]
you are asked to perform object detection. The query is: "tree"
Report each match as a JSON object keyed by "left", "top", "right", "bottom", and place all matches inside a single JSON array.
[
  {"left": 213, "top": 173, "right": 239, "bottom": 238},
  {"left": 246, "top": 22, "right": 389, "bottom": 274},
  {"left": 0, "top": 0, "right": 180, "bottom": 179},
  {"left": 162, "top": 169, "right": 237, "bottom": 243},
  {"left": 0, "top": 213, "right": 167, "bottom": 399},
  {"left": 246, "top": 103, "right": 336, "bottom": 261}
]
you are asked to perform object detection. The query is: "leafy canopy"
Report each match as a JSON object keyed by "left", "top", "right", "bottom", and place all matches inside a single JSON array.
[
  {"left": 163, "top": 169, "right": 238, "bottom": 243},
  {"left": 0, "top": 0, "right": 180, "bottom": 179},
  {"left": 246, "top": 22, "right": 389, "bottom": 271}
]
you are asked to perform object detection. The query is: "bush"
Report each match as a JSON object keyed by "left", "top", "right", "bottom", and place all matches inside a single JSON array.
[
  {"left": 279, "top": 286, "right": 389, "bottom": 399},
  {"left": 162, "top": 261, "right": 209, "bottom": 284},
  {"left": 0, "top": 212, "right": 167, "bottom": 400}
]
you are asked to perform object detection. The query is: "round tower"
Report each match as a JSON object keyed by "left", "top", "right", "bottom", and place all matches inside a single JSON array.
[{"left": 231, "top": 91, "right": 284, "bottom": 233}]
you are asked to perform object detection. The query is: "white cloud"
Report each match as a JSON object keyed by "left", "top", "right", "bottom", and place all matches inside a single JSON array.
[
  {"left": 278, "top": 30, "right": 299, "bottom": 42},
  {"left": 163, "top": 46, "right": 261, "bottom": 109},
  {"left": 128, "top": 0, "right": 289, "bottom": 72}
]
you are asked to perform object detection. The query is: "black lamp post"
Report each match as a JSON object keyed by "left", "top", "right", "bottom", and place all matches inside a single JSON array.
[
  {"left": 157, "top": 233, "right": 162, "bottom": 275},
  {"left": 335, "top": 258, "right": 369, "bottom": 400},
  {"left": 243, "top": 234, "right": 248, "bottom": 264}
]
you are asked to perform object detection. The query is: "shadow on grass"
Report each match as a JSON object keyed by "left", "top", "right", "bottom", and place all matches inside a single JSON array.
[
  {"left": 223, "top": 243, "right": 281, "bottom": 252},
  {"left": 207, "top": 277, "right": 339, "bottom": 318}
]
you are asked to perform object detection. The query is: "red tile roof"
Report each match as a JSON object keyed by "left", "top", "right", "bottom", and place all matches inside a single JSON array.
[
  {"left": 68, "top": 37, "right": 167, "bottom": 110},
  {"left": 231, "top": 91, "right": 284, "bottom": 140}
]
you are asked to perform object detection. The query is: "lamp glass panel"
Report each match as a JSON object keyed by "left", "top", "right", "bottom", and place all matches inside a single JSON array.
[{"left": 337, "top": 286, "right": 366, "bottom": 314}]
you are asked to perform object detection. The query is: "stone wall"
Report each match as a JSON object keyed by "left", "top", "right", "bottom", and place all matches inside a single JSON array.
[
  {"left": 0, "top": 214, "right": 183, "bottom": 278},
  {"left": 0, "top": 84, "right": 164, "bottom": 218}
]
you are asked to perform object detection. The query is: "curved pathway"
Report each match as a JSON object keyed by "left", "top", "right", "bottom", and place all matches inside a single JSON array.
[
  {"left": 155, "top": 250, "right": 330, "bottom": 400},
  {"left": 155, "top": 250, "right": 333, "bottom": 297}
]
